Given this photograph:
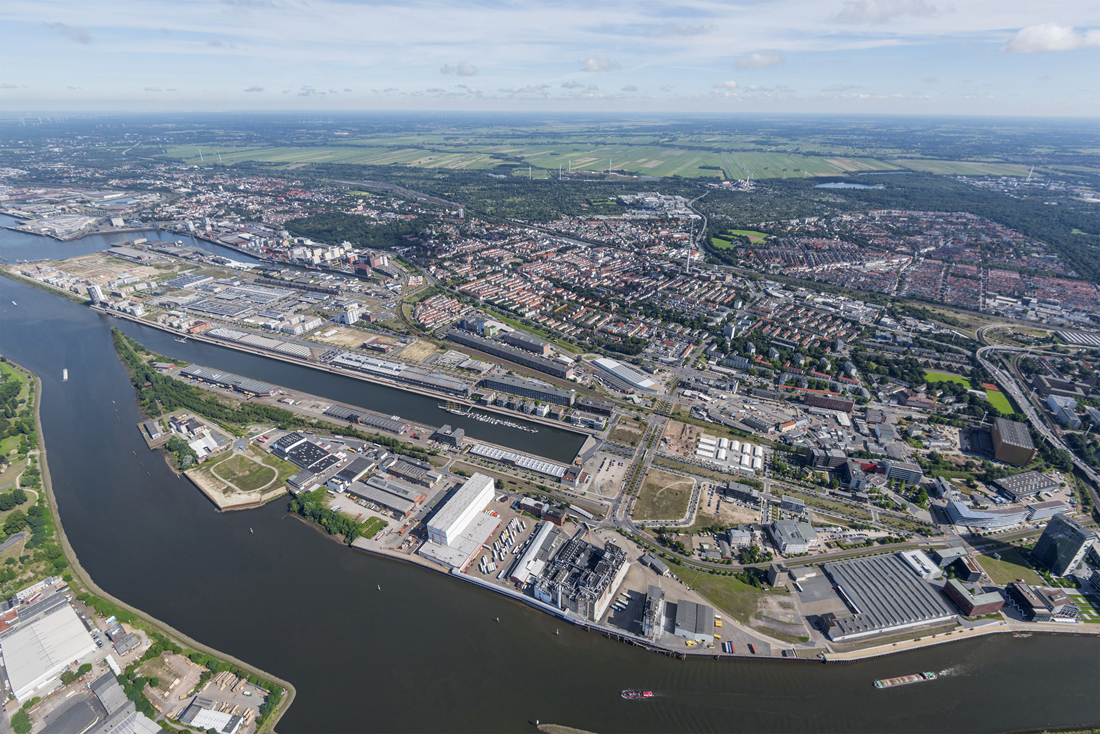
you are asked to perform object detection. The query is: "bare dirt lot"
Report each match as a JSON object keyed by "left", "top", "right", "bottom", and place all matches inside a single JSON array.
[
  {"left": 396, "top": 339, "right": 445, "bottom": 362},
  {"left": 660, "top": 419, "right": 703, "bottom": 459},
  {"left": 633, "top": 468, "right": 694, "bottom": 522},
  {"left": 310, "top": 326, "right": 398, "bottom": 349},
  {"left": 590, "top": 454, "right": 629, "bottom": 498}
]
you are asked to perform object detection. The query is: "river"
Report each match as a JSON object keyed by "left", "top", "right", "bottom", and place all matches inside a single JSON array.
[{"left": 1, "top": 237, "right": 1098, "bottom": 732}]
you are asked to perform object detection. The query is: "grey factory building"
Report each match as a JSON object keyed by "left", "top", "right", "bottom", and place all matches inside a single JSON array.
[
  {"left": 820, "top": 554, "right": 956, "bottom": 641},
  {"left": 769, "top": 520, "right": 818, "bottom": 554},
  {"left": 479, "top": 374, "right": 576, "bottom": 406},
  {"left": 641, "top": 586, "right": 666, "bottom": 639},
  {"left": 533, "top": 530, "right": 629, "bottom": 622},
  {"left": 992, "top": 471, "right": 1060, "bottom": 502},
  {"left": 446, "top": 328, "right": 573, "bottom": 379},
  {"left": 673, "top": 600, "right": 716, "bottom": 643},
  {"left": 498, "top": 329, "right": 552, "bottom": 357},
  {"left": 345, "top": 476, "right": 426, "bottom": 517},
  {"left": 323, "top": 405, "right": 408, "bottom": 434},
  {"left": 180, "top": 364, "right": 277, "bottom": 397}
]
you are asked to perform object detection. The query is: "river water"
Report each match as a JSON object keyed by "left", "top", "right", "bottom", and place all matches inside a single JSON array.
[{"left": 1, "top": 233, "right": 1098, "bottom": 732}]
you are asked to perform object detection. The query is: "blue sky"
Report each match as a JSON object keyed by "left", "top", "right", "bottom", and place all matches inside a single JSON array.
[{"left": 1, "top": 0, "right": 1098, "bottom": 115}]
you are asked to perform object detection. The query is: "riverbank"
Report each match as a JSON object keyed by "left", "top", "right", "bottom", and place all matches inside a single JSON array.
[{"left": 14, "top": 356, "right": 297, "bottom": 731}]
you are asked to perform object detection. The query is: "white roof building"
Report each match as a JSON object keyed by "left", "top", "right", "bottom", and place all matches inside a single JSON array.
[
  {"left": 426, "top": 473, "right": 495, "bottom": 546},
  {"left": 1, "top": 601, "right": 97, "bottom": 701},
  {"left": 591, "top": 358, "right": 662, "bottom": 394}
]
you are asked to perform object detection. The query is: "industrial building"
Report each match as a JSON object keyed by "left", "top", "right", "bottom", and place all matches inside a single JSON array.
[
  {"left": 723, "top": 482, "right": 761, "bottom": 507},
  {"left": 498, "top": 329, "right": 552, "bottom": 356},
  {"left": 991, "top": 418, "right": 1037, "bottom": 466},
  {"left": 590, "top": 357, "right": 662, "bottom": 394},
  {"left": 180, "top": 364, "right": 277, "bottom": 397},
  {"left": 426, "top": 473, "right": 495, "bottom": 546},
  {"left": 819, "top": 554, "right": 956, "bottom": 641},
  {"left": 1031, "top": 514, "right": 1096, "bottom": 577},
  {"left": 1005, "top": 581, "right": 1079, "bottom": 622},
  {"left": 179, "top": 696, "right": 243, "bottom": 734},
  {"left": 41, "top": 673, "right": 164, "bottom": 734},
  {"left": 326, "top": 350, "right": 473, "bottom": 398},
  {"left": 640, "top": 552, "right": 671, "bottom": 577},
  {"left": 508, "top": 522, "right": 563, "bottom": 585},
  {"left": 768, "top": 520, "right": 818, "bottom": 555},
  {"left": 931, "top": 547, "right": 970, "bottom": 567},
  {"left": 479, "top": 374, "right": 576, "bottom": 406},
  {"left": 898, "top": 550, "right": 941, "bottom": 580},
  {"left": 673, "top": 600, "right": 716, "bottom": 643},
  {"left": 419, "top": 474, "right": 500, "bottom": 570},
  {"left": 384, "top": 458, "right": 442, "bottom": 488},
  {"left": 942, "top": 580, "right": 1005, "bottom": 617},
  {"left": 641, "top": 586, "right": 666, "bottom": 639},
  {"left": 446, "top": 328, "right": 573, "bottom": 379},
  {"left": 467, "top": 443, "right": 568, "bottom": 479},
  {"left": 944, "top": 500, "right": 1029, "bottom": 530},
  {"left": 533, "top": 530, "right": 629, "bottom": 622},
  {"left": 346, "top": 476, "right": 425, "bottom": 517},
  {"left": 804, "top": 394, "right": 855, "bottom": 413},
  {"left": 0, "top": 593, "right": 98, "bottom": 701},
  {"left": 322, "top": 405, "right": 407, "bottom": 434},
  {"left": 992, "top": 471, "right": 1059, "bottom": 502}
]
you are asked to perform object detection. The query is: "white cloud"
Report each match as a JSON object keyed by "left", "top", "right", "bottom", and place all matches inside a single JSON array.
[
  {"left": 1003, "top": 24, "right": 1100, "bottom": 53},
  {"left": 714, "top": 80, "right": 738, "bottom": 89},
  {"left": 144, "top": 86, "right": 162, "bottom": 91},
  {"left": 835, "top": 0, "right": 935, "bottom": 24},
  {"left": 823, "top": 84, "right": 861, "bottom": 91},
  {"left": 621, "top": 85, "right": 638, "bottom": 92},
  {"left": 581, "top": 57, "right": 620, "bottom": 72},
  {"left": 441, "top": 61, "right": 478, "bottom": 76},
  {"left": 736, "top": 52, "right": 785, "bottom": 69},
  {"left": 243, "top": 86, "right": 264, "bottom": 92},
  {"left": 43, "top": 22, "right": 91, "bottom": 44},
  {"left": 0, "top": 83, "right": 19, "bottom": 89},
  {"left": 561, "top": 80, "right": 584, "bottom": 89}
]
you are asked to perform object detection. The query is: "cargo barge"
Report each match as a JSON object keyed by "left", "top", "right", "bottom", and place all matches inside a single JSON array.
[{"left": 874, "top": 672, "right": 937, "bottom": 689}]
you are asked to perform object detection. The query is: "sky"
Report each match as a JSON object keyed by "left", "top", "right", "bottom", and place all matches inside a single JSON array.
[{"left": 1, "top": 0, "right": 1098, "bottom": 116}]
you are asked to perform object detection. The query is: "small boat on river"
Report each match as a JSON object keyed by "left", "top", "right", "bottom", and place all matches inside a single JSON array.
[{"left": 874, "top": 672, "right": 937, "bottom": 689}]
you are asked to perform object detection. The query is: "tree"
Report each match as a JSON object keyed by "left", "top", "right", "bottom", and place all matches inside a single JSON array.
[{"left": 12, "top": 710, "right": 30, "bottom": 734}]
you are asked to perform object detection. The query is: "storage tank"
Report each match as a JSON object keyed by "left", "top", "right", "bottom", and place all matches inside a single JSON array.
[
  {"left": 718, "top": 437, "right": 729, "bottom": 450},
  {"left": 754, "top": 446, "right": 764, "bottom": 457},
  {"left": 716, "top": 448, "right": 728, "bottom": 461}
]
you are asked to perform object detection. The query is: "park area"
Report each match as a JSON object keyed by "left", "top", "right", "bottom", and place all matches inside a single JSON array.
[
  {"left": 924, "top": 371, "right": 1013, "bottom": 415},
  {"left": 186, "top": 444, "right": 297, "bottom": 510},
  {"left": 632, "top": 468, "right": 693, "bottom": 522},
  {"left": 975, "top": 548, "right": 1043, "bottom": 586}
]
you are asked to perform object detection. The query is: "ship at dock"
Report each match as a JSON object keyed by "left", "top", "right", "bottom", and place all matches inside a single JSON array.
[
  {"left": 874, "top": 672, "right": 937, "bottom": 689},
  {"left": 438, "top": 402, "right": 538, "bottom": 433}
]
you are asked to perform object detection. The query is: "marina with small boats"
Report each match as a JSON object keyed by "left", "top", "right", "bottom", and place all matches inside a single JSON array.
[{"left": 439, "top": 403, "right": 539, "bottom": 433}]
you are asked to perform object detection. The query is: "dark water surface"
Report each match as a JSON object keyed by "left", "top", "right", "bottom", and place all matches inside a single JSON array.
[{"left": 1, "top": 243, "right": 1098, "bottom": 733}]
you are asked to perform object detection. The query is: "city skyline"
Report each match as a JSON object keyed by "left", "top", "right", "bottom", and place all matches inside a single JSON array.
[{"left": 1, "top": 0, "right": 1098, "bottom": 115}]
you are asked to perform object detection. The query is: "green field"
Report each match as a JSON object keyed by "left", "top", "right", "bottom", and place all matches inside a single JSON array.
[
  {"left": 1067, "top": 591, "right": 1100, "bottom": 623},
  {"left": 684, "top": 569, "right": 789, "bottom": 624},
  {"left": 924, "top": 371, "right": 972, "bottom": 387},
  {"left": 729, "top": 229, "right": 769, "bottom": 242},
  {"left": 633, "top": 468, "right": 693, "bottom": 521},
  {"left": 207, "top": 454, "right": 276, "bottom": 492},
  {"left": 984, "top": 389, "right": 1014, "bottom": 415},
  {"left": 975, "top": 548, "right": 1043, "bottom": 586},
  {"left": 711, "top": 237, "right": 738, "bottom": 249},
  {"left": 360, "top": 517, "right": 388, "bottom": 539}
]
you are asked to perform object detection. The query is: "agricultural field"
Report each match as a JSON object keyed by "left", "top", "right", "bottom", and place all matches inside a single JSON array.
[
  {"left": 633, "top": 468, "right": 693, "bottom": 521},
  {"left": 888, "top": 159, "right": 1037, "bottom": 176},
  {"left": 975, "top": 548, "right": 1043, "bottom": 586}
]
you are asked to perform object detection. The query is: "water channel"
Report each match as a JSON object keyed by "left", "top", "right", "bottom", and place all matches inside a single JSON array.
[{"left": 0, "top": 229, "right": 1097, "bottom": 732}]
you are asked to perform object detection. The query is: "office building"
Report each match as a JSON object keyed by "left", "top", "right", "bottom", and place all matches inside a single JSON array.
[
  {"left": 942, "top": 580, "right": 1004, "bottom": 617},
  {"left": 87, "top": 284, "right": 105, "bottom": 304},
  {"left": 945, "top": 500, "right": 1029, "bottom": 530},
  {"left": 883, "top": 460, "right": 924, "bottom": 486},
  {"left": 949, "top": 555, "right": 983, "bottom": 582},
  {"left": 931, "top": 546, "right": 969, "bottom": 567},
  {"left": 429, "top": 424, "right": 465, "bottom": 448},
  {"left": 898, "top": 550, "right": 941, "bottom": 580},
  {"left": 479, "top": 374, "right": 576, "bottom": 406},
  {"left": 992, "top": 418, "right": 1036, "bottom": 466},
  {"left": 1031, "top": 514, "right": 1096, "bottom": 577},
  {"left": 768, "top": 520, "right": 818, "bottom": 554},
  {"left": 1006, "top": 581, "right": 1079, "bottom": 622}
]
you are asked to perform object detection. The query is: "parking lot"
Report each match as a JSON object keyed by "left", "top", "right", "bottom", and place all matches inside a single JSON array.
[{"left": 590, "top": 453, "right": 630, "bottom": 499}]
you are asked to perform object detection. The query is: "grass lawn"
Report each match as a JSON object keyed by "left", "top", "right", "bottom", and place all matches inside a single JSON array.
[
  {"left": 633, "top": 468, "right": 693, "bottom": 521},
  {"left": 985, "top": 389, "right": 1014, "bottom": 415},
  {"left": 975, "top": 548, "right": 1043, "bottom": 586},
  {"left": 253, "top": 445, "right": 299, "bottom": 485},
  {"left": 0, "top": 362, "right": 28, "bottom": 402},
  {"left": 711, "top": 237, "right": 737, "bottom": 249},
  {"left": 924, "top": 370, "right": 971, "bottom": 388},
  {"left": 0, "top": 435, "right": 23, "bottom": 458},
  {"left": 683, "top": 569, "right": 787, "bottom": 624},
  {"left": 360, "top": 517, "right": 388, "bottom": 539},
  {"left": 207, "top": 454, "right": 277, "bottom": 492},
  {"left": 728, "top": 230, "right": 769, "bottom": 243},
  {"left": 608, "top": 422, "right": 644, "bottom": 447},
  {"left": 1067, "top": 591, "right": 1100, "bottom": 623}
]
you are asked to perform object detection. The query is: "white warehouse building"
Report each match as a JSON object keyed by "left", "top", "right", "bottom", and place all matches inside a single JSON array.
[{"left": 426, "top": 473, "right": 495, "bottom": 546}]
